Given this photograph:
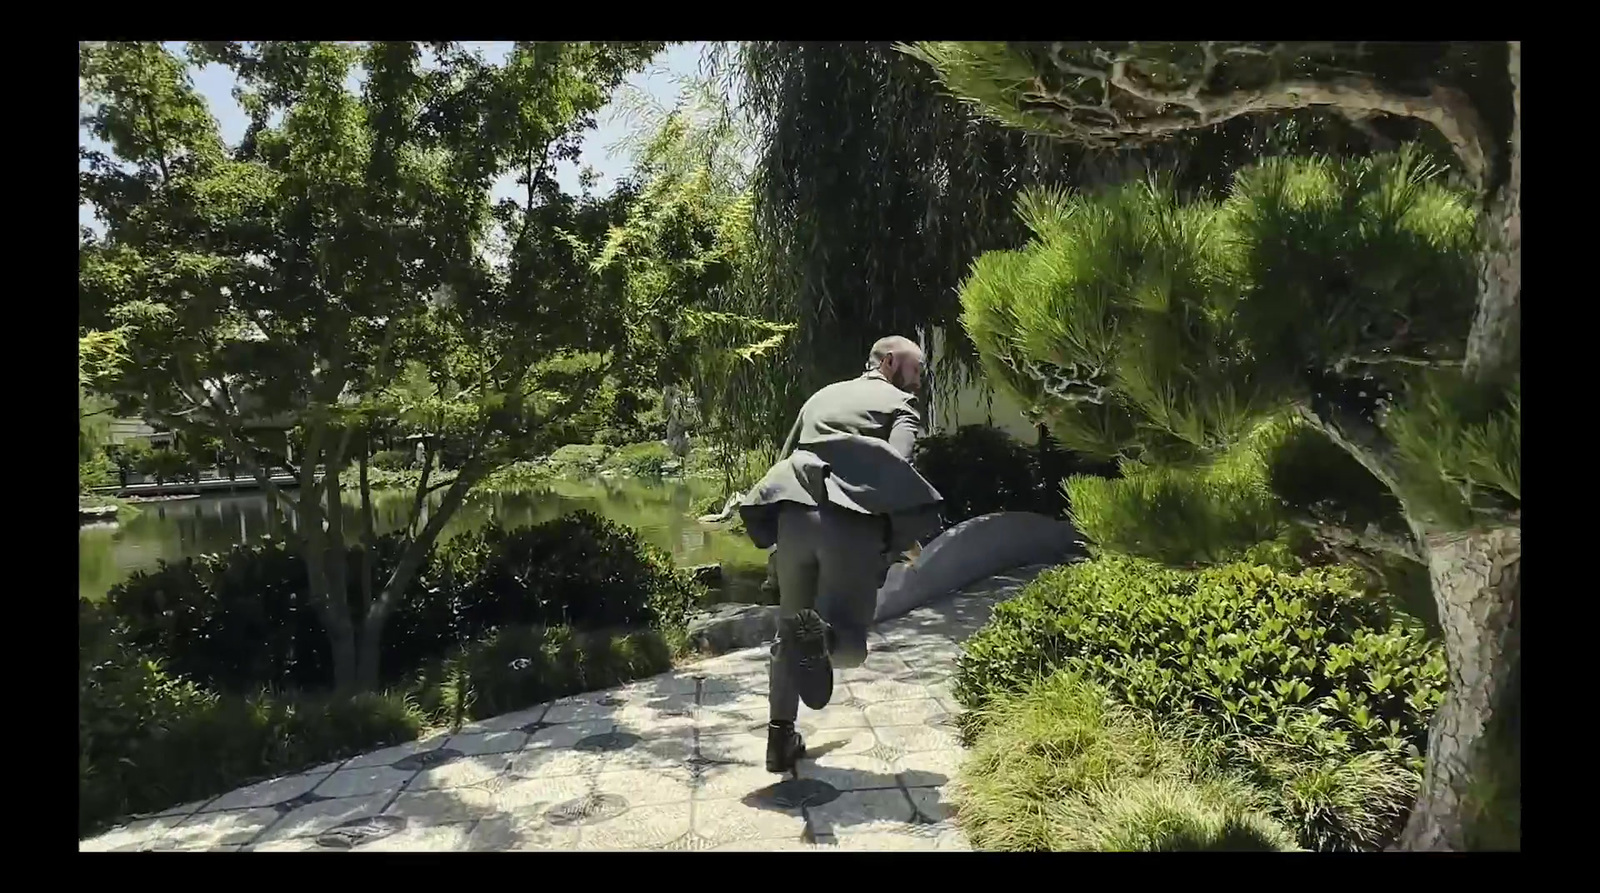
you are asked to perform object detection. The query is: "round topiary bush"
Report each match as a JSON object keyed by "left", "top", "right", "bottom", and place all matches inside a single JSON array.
[{"left": 438, "top": 510, "right": 700, "bottom": 638}]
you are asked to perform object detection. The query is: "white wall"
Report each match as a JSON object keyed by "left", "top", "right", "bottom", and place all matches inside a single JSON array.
[{"left": 926, "top": 327, "right": 1038, "bottom": 445}]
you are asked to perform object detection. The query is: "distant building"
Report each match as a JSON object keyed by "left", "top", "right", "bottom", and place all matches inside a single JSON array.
[{"left": 104, "top": 416, "right": 174, "bottom": 449}]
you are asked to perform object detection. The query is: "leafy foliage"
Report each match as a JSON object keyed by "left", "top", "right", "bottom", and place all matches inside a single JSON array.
[
  {"left": 956, "top": 556, "right": 1443, "bottom": 849},
  {"left": 960, "top": 151, "right": 1478, "bottom": 462},
  {"left": 437, "top": 510, "right": 700, "bottom": 636},
  {"left": 957, "top": 556, "right": 1444, "bottom": 770},
  {"left": 595, "top": 60, "right": 794, "bottom": 481},
  {"left": 79, "top": 599, "right": 425, "bottom": 836},
  {"left": 79, "top": 41, "right": 667, "bottom": 690},
  {"left": 105, "top": 511, "right": 698, "bottom": 695}
]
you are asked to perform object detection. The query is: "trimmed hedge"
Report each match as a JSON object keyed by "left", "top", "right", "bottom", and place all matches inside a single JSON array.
[{"left": 437, "top": 510, "right": 699, "bottom": 637}]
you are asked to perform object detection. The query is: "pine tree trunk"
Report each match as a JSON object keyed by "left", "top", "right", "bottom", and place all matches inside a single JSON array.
[{"left": 1397, "top": 525, "right": 1521, "bottom": 850}]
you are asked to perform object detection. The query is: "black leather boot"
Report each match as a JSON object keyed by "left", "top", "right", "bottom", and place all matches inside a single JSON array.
[{"left": 766, "top": 720, "right": 806, "bottom": 773}]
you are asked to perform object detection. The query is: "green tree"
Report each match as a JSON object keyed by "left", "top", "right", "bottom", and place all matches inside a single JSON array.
[
  {"left": 590, "top": 64, "right": 793, "bottom": 483},
  {"left": 913, "top": 41, "right": 1519, "bottom": 851},
  {"left": 729, "top": 41, "right": 1412, "bottom": 430},
  {"left": 79, "top": 40, "right": 662, "bottom": 691}
]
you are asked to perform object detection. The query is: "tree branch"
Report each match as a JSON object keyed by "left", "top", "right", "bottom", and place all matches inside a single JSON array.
[
  {"left": 1295, "top": 517, "right": 1423, "bottom": 564},
  {"left": 1024, "top": 47, "right": 1494, "bottom": 187}
]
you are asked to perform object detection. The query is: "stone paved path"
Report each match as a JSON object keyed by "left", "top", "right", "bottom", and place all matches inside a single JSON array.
[{"left": 80, "top": 565, "right": 1051, "bottom": 852}]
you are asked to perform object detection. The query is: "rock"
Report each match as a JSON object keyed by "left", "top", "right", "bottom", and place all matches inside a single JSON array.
[
  {"left": 697, "top": 492, "right": 745, "bottom": 524},
  {"left": 79, "top": 505, "right": 118, "bottom": 525},
  {"left": 873, "top": 511, "right": 1086, "bottom": 623},
  {"left": 686, "top": 563, "right": 724, "bottom": 588},
  {"left": 686, "top": 603, "right": 780, "bottom": 655}
]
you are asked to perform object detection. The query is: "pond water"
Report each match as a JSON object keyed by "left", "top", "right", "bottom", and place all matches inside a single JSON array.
[{"left": 78, "top": 477, "right": 771, "bottom": 605}]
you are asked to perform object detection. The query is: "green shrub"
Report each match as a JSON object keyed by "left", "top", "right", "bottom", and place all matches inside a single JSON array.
[
  {"left": 603, "top": 440, "right": 675, "bottom": 477},
  {"left": 80, "top": 452, "right": 118, "bottom": 492},
  {"left": 915, "top": 425, "right": 1118, "bottom": 523},
  {"left": 110, "top": 510, "right": 698, "bottom": 697},
  {"left": 106, "top": 535, "right": 447, "bottom": 693},
  {"left": 136, "top": 446, "right": 192, "bottom": 481},
  {"left": 477, "top": 460, "right": 554, "bottom": 492},
  {"left": 547, "top": 443, "right": 614, "bottom": 474},
  {"left": 956, "top": 671, "right": 1297, "bottom": 852},
  {"left": 1227, "top": 717, "right": 1420, "bottom": 852},
  {"left": 78, "top": 599, "right": 425, "bottom": 837},
  {"left": 416, "top": 624, "right": 677, "bottom": 723},
  {"left": 370, "top": 448, "right": 415, "bottom": 471},
  {"left": 439, "top": 510, "right": 700, "bottom": 637},
  {"left": 957, "top": 556, "right": 1443, "bottom": 760},
  {"left": 955, "top": 555, "right": 1441, "bottom": 850}
]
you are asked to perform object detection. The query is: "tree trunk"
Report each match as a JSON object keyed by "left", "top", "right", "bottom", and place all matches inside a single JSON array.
[
  {"left": 303, "top": 530, "right": 359, "bottom": 690},
  {"left": 1396, "top": 41, "right": 1522, "bottom": 852},
  {"left": 1397, "top": 525, "right": 1521, "bottom": 850},
  {"left": 356, "top": 610, "right": 387, "bottom": 692}
]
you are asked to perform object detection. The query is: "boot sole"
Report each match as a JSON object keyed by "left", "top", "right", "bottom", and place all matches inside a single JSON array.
[{"left": 784, "top": 609, "right": 834, "bottom": 711}]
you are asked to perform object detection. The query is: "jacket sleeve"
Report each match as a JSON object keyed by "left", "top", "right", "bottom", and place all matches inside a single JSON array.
[{"left": 888, "top": 398, "right": 921, "bottom": 461}]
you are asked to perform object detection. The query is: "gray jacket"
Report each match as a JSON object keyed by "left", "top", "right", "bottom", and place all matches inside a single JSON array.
[{"left": 739, "top": 372, "right": 944, "bottom": 552}]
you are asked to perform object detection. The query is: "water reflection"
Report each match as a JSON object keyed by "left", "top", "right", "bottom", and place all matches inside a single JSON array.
[{"left": 79, "top": 478, "right": 769, "bottom": 604}]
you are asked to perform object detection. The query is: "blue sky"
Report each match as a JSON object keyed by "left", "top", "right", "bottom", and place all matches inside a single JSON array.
[{"left": 79, "top": 41, "right": 708, "bottom": 233}]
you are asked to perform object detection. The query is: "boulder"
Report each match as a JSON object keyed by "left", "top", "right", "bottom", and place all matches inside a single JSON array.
[
  {"left": 873, "top": 511, "right": 1085, "bottom": 623},
  {"left": 686, "top": 602, "right": 780, "bottom": 655}
]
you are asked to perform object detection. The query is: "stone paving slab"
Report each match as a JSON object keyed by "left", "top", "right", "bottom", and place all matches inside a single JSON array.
[{"left": 79, "top": 564, "right": 1053, "bottom": 853}]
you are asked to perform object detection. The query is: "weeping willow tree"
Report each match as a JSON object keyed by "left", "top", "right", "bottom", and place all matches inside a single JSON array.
[
  {"left": 923, "top": 41, "right": 1519, "bottom": 852},
  {"left": 726, "top": 41, "right": 1416, "bottom": 436},
  {"left": 590, "top": 63, "right": 794, "bottom": 492}
]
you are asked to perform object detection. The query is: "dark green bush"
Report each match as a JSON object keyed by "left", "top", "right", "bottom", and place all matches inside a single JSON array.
[
  {"left": 915, "top": 424, "right": 1117, "bottom": 523},
  {"left": 439, "top": 510, "right": 699, "bottom": 638},
  {"left": 370, "top": 448, "right": 415, "bottom": 471},
  {"left": 105, "top": 534, "right": 445, "bottom": 693},
  {"left": 107, "top": 512, "right": 697, "bottom": 696},
  {"left": 79, "top": 599, "right": 424, "bottom": 837}
]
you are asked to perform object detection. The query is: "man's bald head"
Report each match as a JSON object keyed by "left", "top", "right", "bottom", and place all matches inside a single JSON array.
[{"left": 868, "top": 335, "right": 924, "bottom": 393}]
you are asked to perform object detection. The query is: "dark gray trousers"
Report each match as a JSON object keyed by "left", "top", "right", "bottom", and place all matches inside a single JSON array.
[{"left": 769, "top": 502, "right": 887, "bottom": 723}]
